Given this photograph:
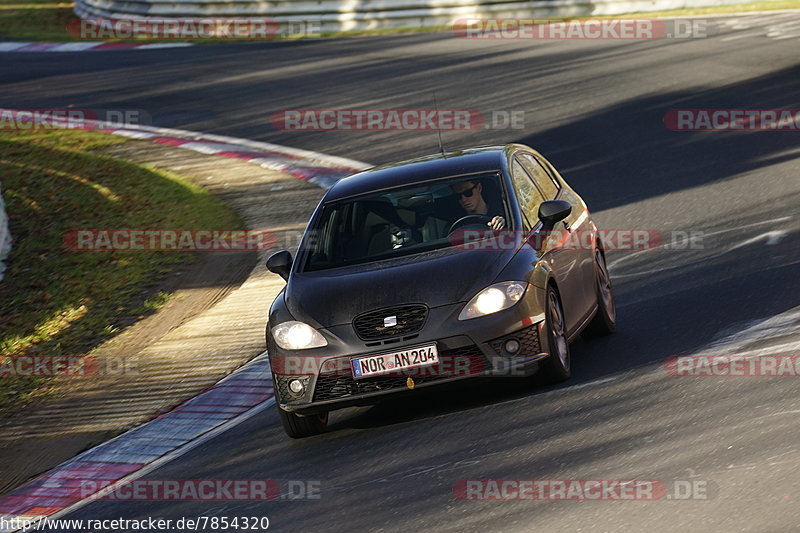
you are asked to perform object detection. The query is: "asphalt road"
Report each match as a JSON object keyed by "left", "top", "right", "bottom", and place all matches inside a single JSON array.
[{"left": 3, "top": 11, "right": 800, "bottom": 532}]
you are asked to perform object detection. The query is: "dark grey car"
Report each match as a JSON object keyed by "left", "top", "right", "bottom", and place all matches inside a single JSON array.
[{"left": 266, "top": 144, "right": 616, "bottom": 438}]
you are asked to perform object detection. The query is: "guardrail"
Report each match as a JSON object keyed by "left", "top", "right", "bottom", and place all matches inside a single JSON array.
[
  {"left": 0, "top": 184, "right": 11, "bottom": 282},
  {"left": 73, "top": 0, "right": 759, "bottom": 32}
]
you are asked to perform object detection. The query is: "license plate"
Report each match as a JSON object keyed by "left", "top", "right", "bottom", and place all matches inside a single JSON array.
[{"left": 351, "top": 344, "right": 439, "bottom": 379}]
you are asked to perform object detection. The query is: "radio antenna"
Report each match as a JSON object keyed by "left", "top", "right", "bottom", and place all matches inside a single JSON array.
[{"left": 432, "top": 90, "right": 446, "bottom": 158}]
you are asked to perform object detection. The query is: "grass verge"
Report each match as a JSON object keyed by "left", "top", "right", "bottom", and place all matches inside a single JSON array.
[
  {"left": 0, "top": 129, "right": 243, "bottom": 413},
  {"left": 0, "top": 0, "right": 75, "bottom": 41}
]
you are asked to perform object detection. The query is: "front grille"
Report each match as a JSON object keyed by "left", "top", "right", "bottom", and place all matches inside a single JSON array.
[
  {"left": 352, "top": 304, "right": 428, "bottom": 340},
  {"left": 312, "top": 345, "right": 487, "bottom": 402},
  {"left": 489, "top": 324, "right": 541, "bottom": 357}
]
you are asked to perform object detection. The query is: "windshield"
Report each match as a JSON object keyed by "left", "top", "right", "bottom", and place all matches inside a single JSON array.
[{"left": 302, "top": 172, "right": 510, "bottom": 271}]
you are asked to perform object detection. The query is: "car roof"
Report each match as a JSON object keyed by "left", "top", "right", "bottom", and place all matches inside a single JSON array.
[{"left": 323, "top": 146, "right": 511, "bottom": 202}]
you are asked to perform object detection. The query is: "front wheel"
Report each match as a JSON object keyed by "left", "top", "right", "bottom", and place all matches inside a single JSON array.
[
  {"left": 582, "top": 249, "right": 617, "bottom": 339},
  {"left": 541, "top": 285, "right": 571, "bottom": 383},
  {"left": 277, "top": 405, "right": 328, "bottom": 438}
]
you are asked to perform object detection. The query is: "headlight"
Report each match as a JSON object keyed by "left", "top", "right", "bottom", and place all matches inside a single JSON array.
[
  {"left": 458, "top": 281, "right": 529, "bottom": 320},
  {"left": 271, "top": 321, "right": 328, "bottom": 350}
]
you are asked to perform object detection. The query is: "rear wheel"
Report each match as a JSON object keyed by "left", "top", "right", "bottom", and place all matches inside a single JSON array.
[
  {"left": 277, "top": 405, "right": 328, "bottom": 438},
  {"left": 582, "top": 249, "right": 617, "bottom": 338},
  {"left": 541, "top": 285, "right": 571, "bottom": 383}
]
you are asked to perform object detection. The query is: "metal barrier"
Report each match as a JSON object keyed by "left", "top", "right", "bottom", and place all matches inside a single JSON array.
[
  {"left": 0, "top": 184, "right": 11, "bottom": 282},
  {"left": 73, "top": 0, "right": 758, "bottom": 32}
]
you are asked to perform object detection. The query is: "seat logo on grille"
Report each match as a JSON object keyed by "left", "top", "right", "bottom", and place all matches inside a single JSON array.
[{"left": 384, "top": 315, "right": 398, "bottom": 327}]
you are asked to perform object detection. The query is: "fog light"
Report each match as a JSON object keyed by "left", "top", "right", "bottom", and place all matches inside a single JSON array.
[
  {"left": 504, "top": 339, "right": 521, "bottom": 355},
  {"left": 289, "top": 379, "right": 305, "bottom": 394}
]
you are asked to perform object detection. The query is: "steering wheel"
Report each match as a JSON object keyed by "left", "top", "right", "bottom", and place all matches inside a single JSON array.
[{"left": 447, "top": 214, "right": 493, "bottom": 235}]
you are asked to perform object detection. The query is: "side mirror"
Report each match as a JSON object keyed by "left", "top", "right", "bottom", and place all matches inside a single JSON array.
[
  {"left": 538, "top": 200, "right": 572, "bottom": 230},
  {"left": 266, "top": 250, "right": 293, "bottom": 281}
]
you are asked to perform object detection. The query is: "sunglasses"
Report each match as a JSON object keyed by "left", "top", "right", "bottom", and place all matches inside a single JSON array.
[{"left": 455, "top": 184, "right": 478, "bottom": 198}]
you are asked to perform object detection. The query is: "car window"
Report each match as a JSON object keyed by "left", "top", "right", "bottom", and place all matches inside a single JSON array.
[
  {"left": 517, "top": 153, "right": 560, "bottom": 200},
  {"left": 303, "top": 172, "right": 510, "bottom": 271},
  {"left": 510, "top": 159, "right": 546, "bottom": 226}
]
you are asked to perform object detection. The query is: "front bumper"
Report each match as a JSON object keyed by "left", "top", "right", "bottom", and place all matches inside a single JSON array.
[{"left": 270, "top": 300, "right": 552, "bottom": 414}]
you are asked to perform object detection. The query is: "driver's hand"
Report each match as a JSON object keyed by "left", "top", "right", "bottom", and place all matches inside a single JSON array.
[{"left": 488, "top": 216, "right": 505, "bottom": 230}]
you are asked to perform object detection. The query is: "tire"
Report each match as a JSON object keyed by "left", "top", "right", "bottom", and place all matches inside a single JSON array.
[
  {"left": 541, "top": 284, "right": 571, "bottom": 383},
  {"left": 277, "top": 405, "right": 328, "bottom": 438},
  {"left": 581, "top": 249, "right": 617, "bottom": 339}
]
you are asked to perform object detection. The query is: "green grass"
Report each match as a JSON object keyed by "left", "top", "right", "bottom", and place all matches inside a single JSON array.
[
  {"left": 0, "top": 0, "right": 797, "bottom": 42},
  {"left": 0, "top": 0, "right": 75, "bottom": 41},
  {"left": 0, "top": 129, "right": 243, "bottom": 412}
]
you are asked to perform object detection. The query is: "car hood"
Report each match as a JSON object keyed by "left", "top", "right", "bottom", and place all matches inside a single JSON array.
[{"left": 285, "top": 247, "right": 516, "bottom": 328}]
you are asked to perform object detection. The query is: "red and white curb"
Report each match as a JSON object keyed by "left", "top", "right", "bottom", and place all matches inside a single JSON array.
[
  {"left": 0, "top": 118, "right": 369, "bottom": 532},
  {"left": 0, "top": 353, "right": 274, "bottom": 532},
  {"left": 0, "top": 42, "right": 193, "bottom": 52},
  {"left": 0, "top": 110, "right": 369, "bottom": 189},
  {"left": 109, "top": 126, "right": 367, "bottom": 189}
]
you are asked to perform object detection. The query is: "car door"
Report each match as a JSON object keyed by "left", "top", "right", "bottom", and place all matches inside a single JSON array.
[
  {"left": 519, "top": 152, "right": 597, "bottom": 325},
  {"left": 510, "top": 155, "right": 586, "bottom": 334}
]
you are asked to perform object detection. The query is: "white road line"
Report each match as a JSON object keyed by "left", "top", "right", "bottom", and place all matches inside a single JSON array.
[
  {"left": 720, "top": 31, "right": 766, "bottom": 42},
  {"left": 609, "top": 229, "right": 788, "bottom": 278},
  {"left": 519, "top": 307, "right": 800, "bottom": 405},
  {"left": 722, "top": 13, "right": 798, "bottom": 28},
  {"left": 768, "top": 19, "right": 800, "bottom": 29},
  {"left": 606, "top": 216, "right": 794, "bottom": 278},
  {"left": 703, "top": 307, "right": 800, "bottom": 356},
  {"left": 402, "top": 309, "right": 800, "bottom": 420}
]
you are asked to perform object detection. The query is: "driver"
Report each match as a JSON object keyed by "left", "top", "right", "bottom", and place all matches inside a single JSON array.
[{"left": 451, "top": 180, "right": 506, "bottom": 230}]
